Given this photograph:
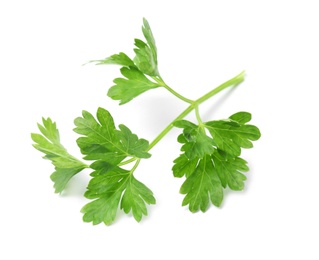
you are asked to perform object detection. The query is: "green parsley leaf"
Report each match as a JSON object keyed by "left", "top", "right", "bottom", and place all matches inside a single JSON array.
[
  {"left": 88, "top": 18, "right": 161, "bottom": 105},
  {"left": 212, "top": 149, "right": 249, "bottom": 190},
  {"left": 90, "top": 52, "right": 135, "bottom": 67},
  {"left": 81, "top": 165, "right": 155, "bottom": 225},
  {"left": 142, "top": 18, "right": 157, "bottom": 66},
  {"left": 121, "top": 175, "right": 156, "bottom": 222},
  {"left": 133, "top": 18, "right": 159, "bottom": 76},
  {"left": 174, "top": 120, "right": 215, "bottom": 159},
  {"left": 31, "top": 118, "right": 87, "bottom": 193},
  {"left": 180, "top": 155, "right": 223, "bottom": 212},
  {"left": 74, "top": 107, "right": 151, "bottom": 160},
  {"left": 172, "top": 154, "right": 198, "bottom": 178},
  {"left": 173, "top": 112, "right": 261, "bottom": 212},
  {"left": 116, "top": 124, "right": 151, "bottom": 159},
  {"left": 229, "top": 111, "right": 252, "bottom": 124},
  {"left": 73, "top": 107, "right": 154, "bottom": 224},
  {"left": 205, "top": 112, "right": 261, "bottom": 156},
  {"left": 108, "top": 66, "right": 161, "bottom": 104}
]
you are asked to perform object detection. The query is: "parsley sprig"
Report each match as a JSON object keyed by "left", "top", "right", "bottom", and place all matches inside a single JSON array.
[{"left": 31, "top": 18, "right": 261, "bottom": 225}]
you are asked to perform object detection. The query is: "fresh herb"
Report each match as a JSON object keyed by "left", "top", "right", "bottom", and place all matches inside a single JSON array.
[{"left": 31, "top": 18, "right": 261, "bottom": 225}]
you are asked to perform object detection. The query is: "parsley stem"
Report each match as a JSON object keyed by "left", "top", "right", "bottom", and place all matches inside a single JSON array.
[
  {"left": 195, "top": 70, "right": 245, "bottom": 105},
  {"left": 152, "top": 76, "right": 194, "bottom": 104},
  {"left": 162, "top": 83, "right": 194, "bottom": 104},
  {"left": 131, "top": 159, "right": 141, "bottom": 173},
  {"left": 147, "top": 105, "right": 193, "bottom": 151},
  {"left": 148, "top": 70, "right": 245, "bottom": 151},
  {"left": 118, "top": 157, "right": 137, "bottom": 166},
  {"left": 195, "top": 106, "right": 203, "bottom": 125}
]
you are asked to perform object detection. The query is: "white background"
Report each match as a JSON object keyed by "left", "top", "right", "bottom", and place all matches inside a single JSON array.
[{"left": 1, "top": 0, "right": 318, "bottom": 259}]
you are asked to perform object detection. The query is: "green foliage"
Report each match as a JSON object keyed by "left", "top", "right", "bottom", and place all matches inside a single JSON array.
[
  {"left": 31, "top": 118, "right": 87, "bottom": 193},
  {"left": 108, "top": 66, "right": 160, "bottom": 104},
  {"left": 81, "top": 166, "right": 155, "bottom": 225},
  {"left": 31, "top": 18, "right": 261, "bottom": 226},
  {"left": 133, "top": 18, "right": 159, "bottom": 76},
  {"left": 205, "top": 112, "right": 261, "bottom": 156},
  {"left": 180, "top": 155, "right": 223, "bottom": 212},
  {"left": 172, "top": 154, "right": 198, "bottom": 178},
  {"left": 120, "top": 175, "right": 156, "bottom": 222},
  {"left": 89, "top": 18, "right": 161, "bottom": 105},
  {"left": 74, "top": 107, "right": 151, "bottom": 160},
  {"left": 74, "top": 107, "right": 154, "bottom": 224},
  {"left": 212, "top": 150, "right": 249, "bottom": 190},
  {"left": 90, "top": 52, "right": 135, "bottom": 67},
  {"left": 174, "top": 120, "right": 215, "bottom": 159},
  {"left": 173, "top": 112, "right": 261, "bottom": 212}
]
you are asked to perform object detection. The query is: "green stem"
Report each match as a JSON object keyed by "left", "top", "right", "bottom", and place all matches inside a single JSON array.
[
  {"left": 195, "top": 70, "right": 245, "bottom": 105},
  {"left": 195, "top": 106, "right": 203, "bottom": 125},
  {"left": 130, "top": 159, "right": 141, "bottom": 173},
  {"left": 162, "top": 84, "right": 194, "bottom": 104},
  {"left": 147, "top": 105, "right": 194, "bottom": 151},
  {"left": 148, "top": 70, "right": 245, "bottom": 151},
  {"left": 152, "top": 76, "right": 194, "bottom": 104},
  {"left": 118, "top": 157, "right": 137, "bottom": 166}
]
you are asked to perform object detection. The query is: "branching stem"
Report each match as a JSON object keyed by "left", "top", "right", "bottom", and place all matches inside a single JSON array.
[
  {"left": 85, "top": 71, "right": 245, "bottom": 171},
  {"left": 148, "top": 70, "right": 245, "bottom": 151},
  {"left": 118, "top": 157, "right": 137, "bottom": 166},
  {"left": 130, "top": 159, "right": 141, "bottom": 173}
]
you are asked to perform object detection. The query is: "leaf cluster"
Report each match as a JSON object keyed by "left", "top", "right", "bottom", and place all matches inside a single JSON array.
[
  {"left": 173, "top": 112, "right": 260, "bottom": 212},
  {"left": 93, "top": 18, "right": 161, "bottom": 104},
  {"left": 32, "top": 108, "right": 155, "bottom": 225},
  {"left": 74, "top": 108, "right": 155, "bottom": 224},
  {"left": 31, "top": 118, "right": 87, "bottom": 193}
]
